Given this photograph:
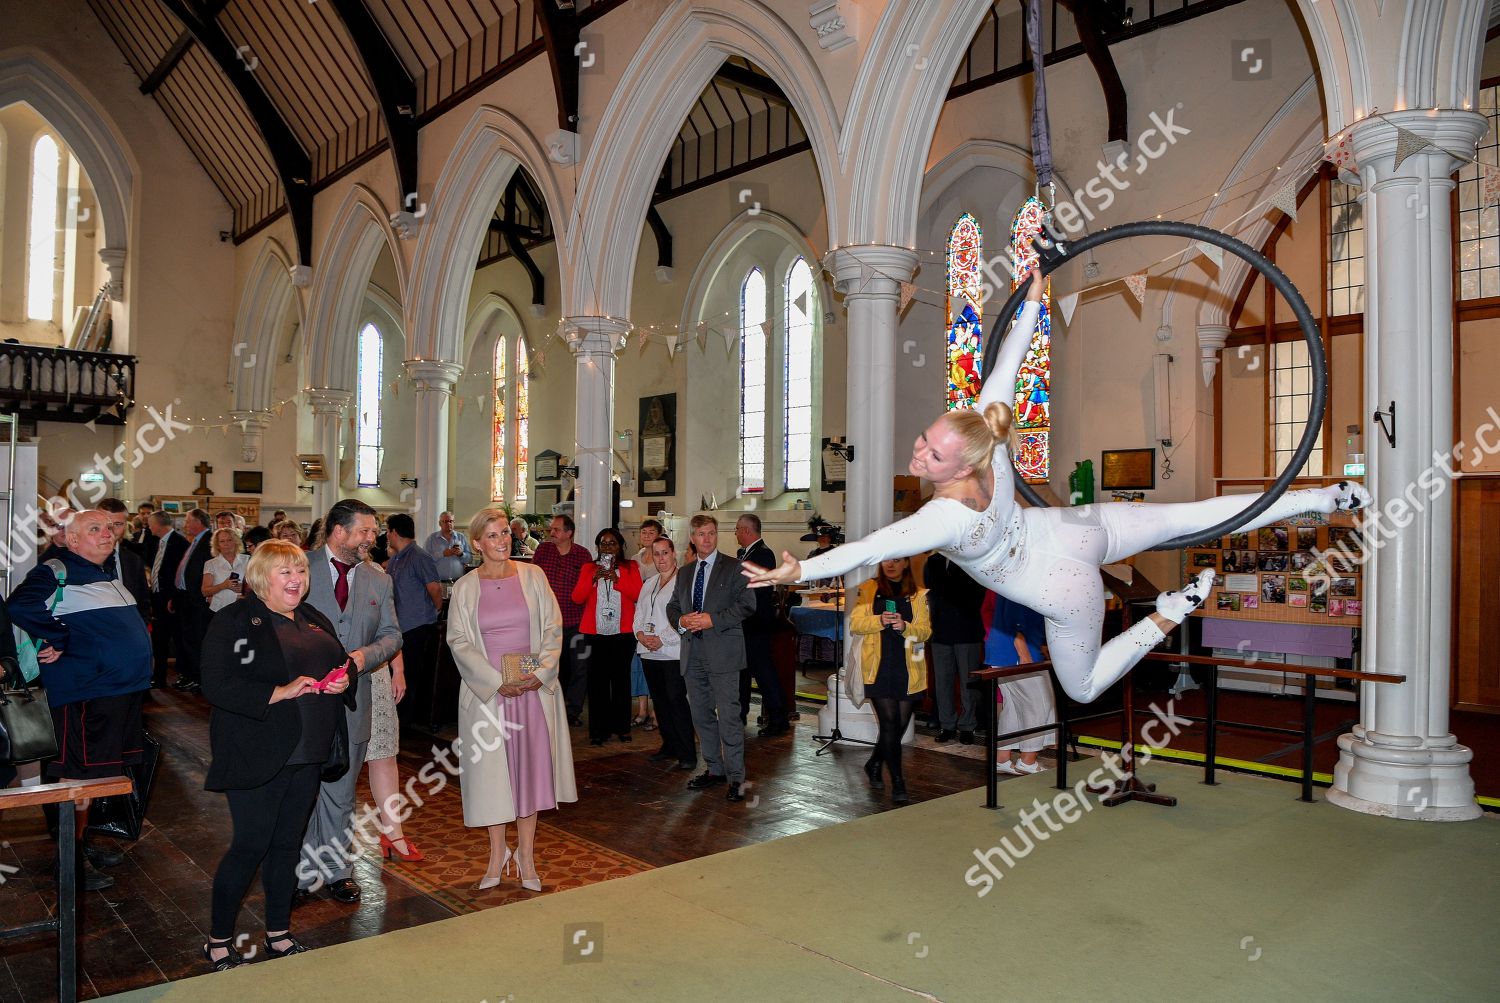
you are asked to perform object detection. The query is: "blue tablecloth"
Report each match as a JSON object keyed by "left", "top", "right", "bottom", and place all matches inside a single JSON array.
[{"left": 790, "top": 606, "right": 842, "bottom": 640}]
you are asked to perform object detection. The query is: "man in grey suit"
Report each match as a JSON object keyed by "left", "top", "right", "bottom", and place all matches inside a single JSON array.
[
  {"left": 295, "top": 499, "right": 402, "bottom": 903},
  {"left": 667, "top": 514, "right": 757, "bottom": 802}
]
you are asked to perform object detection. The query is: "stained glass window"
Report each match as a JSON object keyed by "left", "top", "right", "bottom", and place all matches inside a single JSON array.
[
  {"left": 28, "top": 135, "right": 59, "bottom": 322},
  {"left": 356, "top": 323, "right": 382, "bottom": 486},
  {"left": 1009, "top": 196, "right": 1051, "bottom": 482},
  {"left": 784, "top": 258, "right": 814, "bottom": 490},
  {"left": 946, "top": 213, "right": 984, "bottom": 410},
  {"left": 740, "top": 268, "right": 766, "bottom": 492},
  {"left": 515, "top": 337, "right": 530, "bottom": 504},
  {"left": 492, "top": 337, "right": 506, "bottom": 502}
]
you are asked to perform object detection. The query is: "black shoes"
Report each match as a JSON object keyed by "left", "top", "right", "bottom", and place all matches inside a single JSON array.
[
  {"left": 935, "top": 729, "right": 956, "bottom": 744},
  {"left": 567, "top": 714, "right": 584, "bottom": 727},
  {"left": 687, "top": 772, "right": 726, "bottom": 790},
  {"left": 648, "top": 749, "right": 674, "bottom": 762},
  {"left": 290, "top": 888, "right": 314, "bottom": 909},
  {"left": 327, "top": 878, "right": 361, "bottom": 903},
  {"left": 265, "top": 934, "right": 309, "bottom": 958},
  {"left": 959, "top": 731, "right": 975, "bottom": 746},
  {"left": 84, "top": 840, "right": 125, "bottom": 869},
  {"left": 617, "top": 733, "right": 632, "bottom": 743},
  {"left": 676, "top": 759, "right": 698, "bottom": 771},
  {"left": 726, "top": 782, "right": 745, "bottom": 802},
  {"left": 863, "top": 758, "right": 885, "bottom": 790},
  {"left": 590, "top": 739, "right": 606, "bottom": 747},
  {"left": 80, "top": 857, "right": 114, "bottom": 891},
  {"left": 757, "top": 723, "right": 790, "bottom": 737},
  {"left": 203, "top": 939, "right": 244, "bottom": 972},
  {"left": 891, "top": 777, "right": 911, "bottom": 804}
]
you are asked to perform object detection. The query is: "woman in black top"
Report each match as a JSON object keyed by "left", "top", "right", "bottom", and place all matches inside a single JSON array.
[{"left": 199, "top": 540, "right": 354, "bottom": 971}]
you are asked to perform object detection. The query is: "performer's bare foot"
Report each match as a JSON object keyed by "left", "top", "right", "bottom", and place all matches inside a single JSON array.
[{"left": 1155, "top": 568, "right": 1215, "bottom": 623}]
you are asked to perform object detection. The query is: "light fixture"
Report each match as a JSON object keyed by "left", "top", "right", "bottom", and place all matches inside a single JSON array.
[{"left": 400, "top": 476, "right": 419, "bottom": 488}]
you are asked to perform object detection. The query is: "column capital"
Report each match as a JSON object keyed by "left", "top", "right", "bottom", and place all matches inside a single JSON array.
[
  {"left": 1348, "top": 110, "right": 1490, "bottom": 178},
  {"left": 404, "top": 359, "right": 463, "bottom": 392},
  {"left": 229, "top": 409, "right": 271, "bottom": 430},
  {"left": 98, "top": 247, "right": 126, "bottom": 301},
  {"left": 306, "top": 388, "right": 352, "bottom": 414},
  {"left": 824, "top": 244, "right": 917, "bottom": 297},
  {"left": 1196, "top": 325, "right": 1230, "bottom": 386},
  {"left": 562, "top": 316, "right": 632, "bottom": 357}
]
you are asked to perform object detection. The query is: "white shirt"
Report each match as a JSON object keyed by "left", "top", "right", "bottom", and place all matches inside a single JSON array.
[
  {"left": 632, "top": 569, "right": 682, "bottom": 660},
  {"left": 204, "top": 553, "right": 249, "bottom": 612}
]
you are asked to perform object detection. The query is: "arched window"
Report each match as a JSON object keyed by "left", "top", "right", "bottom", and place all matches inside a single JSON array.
[
  {"left": 784, "top": 258, "right": 814, "bottom": 490},
  {"left": 492, "top": 337, "right": 507, "bottom": 502},
  {"left": 27, "top": 134, "right": 60, "bottom": 322},
  {"left": 740, "top": 267, "right": 766, "bottom": 492},
  {"left": 1009, "top": 197, "right": 1052, "bottom": 482},
  {"left": 946, "top": 213, "right": 983, "bottom": 410},
  {"left": 355, "top": 323, "right": 383, "bottom": 486},
  {"left": 515, "top": 336, "right": 530, "bottom": 503}
]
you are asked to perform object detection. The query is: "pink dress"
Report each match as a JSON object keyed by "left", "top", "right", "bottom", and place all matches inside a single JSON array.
[{"left": 477, "top": 577, "right": 557, "bottom": 817}]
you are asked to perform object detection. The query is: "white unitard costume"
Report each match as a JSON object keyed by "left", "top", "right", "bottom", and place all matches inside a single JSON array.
[{"left": 799, "top": 301, "right": 1368, "bottom": 703}]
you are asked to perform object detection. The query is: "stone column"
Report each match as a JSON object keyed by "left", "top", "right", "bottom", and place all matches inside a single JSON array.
[
  {"left": 825, "top": 245, "right": 917, "bottom": 544},
  {"left": 405, "top": 360, "right": 463, "bottom": 526},
  {"left": 563, "top": 316, "right": 630, "bottom": 550},
  {"left": 1327, "top": 110, "right": 1489, "bottom": 822},
  {"left": 307, "top": 389, "right": 351, "bottom": 521},
  {"left": 229, "top": 410, "right": 270, "bottom": 465}
]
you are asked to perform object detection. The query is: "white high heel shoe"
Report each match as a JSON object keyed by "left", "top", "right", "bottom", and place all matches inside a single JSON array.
[
  {"left": 476, "top": 847, "right": 513, "bottom": 890},
  {"left": 519, "top": 855, "right": 542, "bottom": 893}
]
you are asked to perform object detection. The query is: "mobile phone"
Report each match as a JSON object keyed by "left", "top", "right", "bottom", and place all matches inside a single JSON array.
[
  {"left": 316, "top": 659, "right": 352, "bottom": 692},
  {"left": 229, "top": 572, "right": 241, "bottom": 582},
  {"left": 599, "top": 553, "right": 615, "bottom": 571},
  {"left": 883, "top": 598, "right": 899, "bottom": 628}
]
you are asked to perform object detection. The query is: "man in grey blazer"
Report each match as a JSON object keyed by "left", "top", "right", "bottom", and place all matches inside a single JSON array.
[
  {"left": 295, "top": 499, "right": 402, "bottom": 902},
  {"left": 667, "top": 514, "right": 757, "bottom": 802}
]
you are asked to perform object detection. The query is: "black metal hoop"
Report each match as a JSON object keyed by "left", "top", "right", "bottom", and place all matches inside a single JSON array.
[{"left": 979, "top": 219, "right": 1325, "bottom": 550}]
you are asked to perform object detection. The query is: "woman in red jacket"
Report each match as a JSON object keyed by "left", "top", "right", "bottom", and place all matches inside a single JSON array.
[{"left": 572, "top": 528, "right": 643, "bottom": 745}]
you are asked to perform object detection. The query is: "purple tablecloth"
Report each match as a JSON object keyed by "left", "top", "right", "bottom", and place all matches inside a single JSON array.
[{"left": 1201, "top": 617, "right": 1355, "bottom": 660}]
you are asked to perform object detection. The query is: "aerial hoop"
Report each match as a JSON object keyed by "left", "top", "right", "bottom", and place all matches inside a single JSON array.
[{"left": 980, "top": 219, "right": 1326, "bottom": 550}]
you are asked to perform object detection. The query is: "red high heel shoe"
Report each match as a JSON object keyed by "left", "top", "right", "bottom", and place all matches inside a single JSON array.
[{"left": 379, "top": 833, "right": 425, "bottom": 862}]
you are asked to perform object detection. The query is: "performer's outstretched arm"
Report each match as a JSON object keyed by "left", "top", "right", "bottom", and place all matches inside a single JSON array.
[{"left": 794, "top": 506, "right": 963, "bottom": 583}]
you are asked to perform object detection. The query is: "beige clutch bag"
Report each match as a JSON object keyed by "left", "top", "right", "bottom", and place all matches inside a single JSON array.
[{"left": 500, "top": 653, "right": 542, "bottom": 687}]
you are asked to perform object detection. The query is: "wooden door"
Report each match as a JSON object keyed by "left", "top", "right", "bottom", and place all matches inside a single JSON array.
[{"left": 1455, "top": 478, "right": 1500, "bottom": 711}]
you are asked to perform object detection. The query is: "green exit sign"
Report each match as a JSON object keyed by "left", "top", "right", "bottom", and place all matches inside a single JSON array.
[{"left": 1343, "top": 463, "right": 1366, "bottom": 476}]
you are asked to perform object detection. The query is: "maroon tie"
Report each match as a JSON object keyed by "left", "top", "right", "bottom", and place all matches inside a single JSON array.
[{"left": 332, "top": 558, "right": 351, "bottom": 610}]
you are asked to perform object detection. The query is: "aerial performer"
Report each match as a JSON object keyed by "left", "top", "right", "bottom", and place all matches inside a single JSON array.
[{"left": 744, "top": 271, "right": 1370, "bottom": 704}]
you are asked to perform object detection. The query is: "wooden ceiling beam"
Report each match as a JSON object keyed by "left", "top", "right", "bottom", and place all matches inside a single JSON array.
[
  {"left": 160, "top": 0, "right": 314, "bottom": 265},
  {"left": 327, "top": 0, "right": 420, "bottom": 210}
]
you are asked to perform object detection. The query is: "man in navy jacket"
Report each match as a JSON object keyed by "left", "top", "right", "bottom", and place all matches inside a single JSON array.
[{"left": 9, "top": 509, "right": 152, "bottom": 890}]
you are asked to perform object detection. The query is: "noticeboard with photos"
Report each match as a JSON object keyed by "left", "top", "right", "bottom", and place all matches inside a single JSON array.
[{"left": 1189, "top": 513, "right": 1363, "bottom": 626}]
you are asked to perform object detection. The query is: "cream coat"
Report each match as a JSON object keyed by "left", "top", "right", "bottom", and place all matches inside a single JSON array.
[{"left": 447, "top": 563, "right": 578, "bottom": 827}]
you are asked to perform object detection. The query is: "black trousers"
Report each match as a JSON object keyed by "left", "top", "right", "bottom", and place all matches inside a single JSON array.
[
  {"left": 559, "top": 627, "right": 586, "bottom": 719},
  {"left": 149, "top": 594, "right": 177, "bottom": 687},
  {"left": 396, "top": 622, "right": 438, "bottom": 727},
  {"left": 583, "top": 633, "right": 635, "bottom": 741},
  {"left": 642, "top": 658, "right": 695, "bottom": 761},
  {"left": 740, "top": 628, "right": 786, "bottom": 726},
  {"left": 211, "top": 763, "right": 321, "bottom": 939},
  {"left": 174, "top": 601, "right": 208, "bottom": 684}
]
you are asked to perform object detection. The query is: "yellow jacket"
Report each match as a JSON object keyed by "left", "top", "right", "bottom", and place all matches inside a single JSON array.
[{"left": 849, "top": 579, "right": 932, "bottom": 695}]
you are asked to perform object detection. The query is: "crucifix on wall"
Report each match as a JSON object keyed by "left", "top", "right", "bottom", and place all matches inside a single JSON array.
[{"left": 192, "top": 460, "right": 213, "bottom": 496}]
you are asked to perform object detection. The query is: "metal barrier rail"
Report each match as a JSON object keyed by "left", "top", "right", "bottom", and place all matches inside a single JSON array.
[{"left": 972, "top": 654, "right": 1405, "bottom": 809}]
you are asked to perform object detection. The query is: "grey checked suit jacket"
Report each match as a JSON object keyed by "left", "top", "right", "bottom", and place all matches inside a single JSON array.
[
  {"left": 666, "top": 551, "right": 756, "bottom": 674},
  {"left": 304, "top": 547, "right": 403, "bottom": 743}
]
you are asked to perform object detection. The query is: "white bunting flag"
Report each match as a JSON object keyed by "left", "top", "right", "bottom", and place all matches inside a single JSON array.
[
  {"left": 1323, "top": 132, "right": 1357, "bottom": 174},
  {"left": 637, "top": 330, "right": 652, "bottom": 356},
  {"left": 665, "top": 334, "right": 680, "bottom": 358},
  {"left": 1265, "top": 177, "right": 1300, "bottom": 222},
  {"left": 1123, "top": 272, "right": 1147, "bottom": 305},
  {"left": 721, "top": 326, "right": 737, "bottom": 356},
  {"left": 1391, "top": 126, "right": 1432, "bottom": 171},
  {"left": 1057, "top": 292, "right": 1080, "bottom": 326},
  {"left": 1195, "top": 241, "right": 1224, "bottom": 269}
]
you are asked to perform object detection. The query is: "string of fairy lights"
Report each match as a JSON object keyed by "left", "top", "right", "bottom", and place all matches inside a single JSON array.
[{"left": 152, "top": 106, "right": 1492, "bottom": 432}]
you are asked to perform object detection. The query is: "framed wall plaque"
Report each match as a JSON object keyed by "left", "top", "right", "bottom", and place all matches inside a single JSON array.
[
  {"left": 232, "top": 470, "right": 263, "bottom": 494},
  {"left": 638, "top": 393, "right": 676, "bottom": 497},
  {"left": 533, "top": 450, "right": 561, "bottom": 484},
  {"left": 1100, "top": 448, "right": 1155, "bottom": 491}
]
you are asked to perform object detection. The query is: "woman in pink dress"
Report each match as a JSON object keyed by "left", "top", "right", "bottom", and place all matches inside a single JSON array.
[{"left": 447, "top": 508, "right": 576, "bottom": 891}]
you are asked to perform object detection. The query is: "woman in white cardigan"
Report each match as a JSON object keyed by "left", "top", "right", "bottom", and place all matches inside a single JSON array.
[{"left": 447, "top": 508, "right": 577, "bottom": 891}]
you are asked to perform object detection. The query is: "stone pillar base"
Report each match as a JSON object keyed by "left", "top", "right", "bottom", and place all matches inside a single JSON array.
[{"left": 1328, "top": 729, "right": 1481, "bottom": 822}]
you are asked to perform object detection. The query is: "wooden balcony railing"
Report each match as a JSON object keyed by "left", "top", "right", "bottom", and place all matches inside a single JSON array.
[{"left": 0, "top": 343, "right": 136, "bottom": 425}]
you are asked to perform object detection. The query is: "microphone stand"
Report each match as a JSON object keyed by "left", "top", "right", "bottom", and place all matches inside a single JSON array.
[{"left": 814, "top": 579, "right": 872, "bottom": 756}]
